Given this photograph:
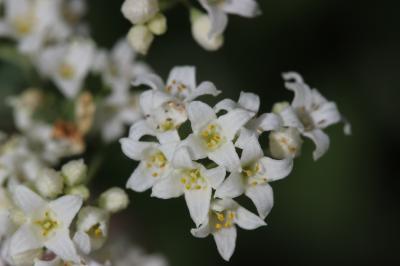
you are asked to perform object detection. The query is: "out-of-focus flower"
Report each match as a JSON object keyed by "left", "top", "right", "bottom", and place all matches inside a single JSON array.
[
  {"left": 198, "top": 0, "right": 261, "bottom": 38},
  {"left": 36, "top": 39, "right": 95, "bottom": 99},
  {"left": 191, "top": 198, "right": 265, "bottom": 261},
  {"left": 127, "top": 25, "right": 154, "bottom": 55},
  {"left": 191, "top": 9, "right": 224, "bottom": 51},
  {"left": 121, "top": 0, "right": 159, "bottom": 25},
  {"left": 34, "top": 168, "right": 64, "bottom": 199},
  {"left": 52, "top": 120, "right": 85, "bottom": 155},
  {"left": 75, "top": 92, "right": 96, "bottom": 135},
  {"left": 98, "top": 187, "right": 129, "bottom": 213},
  {"left": 61, "top": 159, "right": 87, "bottom": 187},
  {"left": 9, "top": 185, "right": 82, "bottom": 263}
]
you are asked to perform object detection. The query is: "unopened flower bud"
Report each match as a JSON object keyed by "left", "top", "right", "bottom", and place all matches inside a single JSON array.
[
  {"left": 148, "top": 13, "right": 167, "bottom": 35},
  {"left": 272, "top": 101, "right": 290, "bottom": 114},
  {"left": 99, "top": 187, "right": 129, "bottom": 213},
  {"left": 61, "top": 159, "right": 87, "bottom": 186},
  {"left": 35, "top": 168, "right": 64, "bottom": 198},
  {"left": 127, "top": 25, "right": 154, "bottom": 55},
  {"left": 191, "top": 9, "right": 224, "bottom": 51},
  {"left": 121, "top": 0, "right": 159, "bottom": 24},
  {"left": 66, "top": 185, "right": 90, "bottom": 201},
  {"left": 269, "top": 128, "right": 303, "bottom": 159}
]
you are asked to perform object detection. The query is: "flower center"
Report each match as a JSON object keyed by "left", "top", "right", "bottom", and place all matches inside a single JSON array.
[
  {"left": 200, "top": 124, "right": 225, "bottom": 150},
  {"left": 297, "top": 107, "right": 314, "bottom": 131},
  {"left": 165, "top": 79, "right": 189, "bottom": 99},
  {"left": 87, "top": 223, "right": 103, "bottom": 238},
  {"left": 146, "top": 151, "right": 168, "bottom": 178},
  {"left": 35, "top": 211, "right": 59, "bottom": 238},
  {"left": 152, "top": 101, "right": 188, "bottom": 132},
  {"left": 242, "top": 162, "right": 268, "bottom": 187},
  {"left": 213, "top": 210, "right": 235, "bottom": 231},
  {"left": 58, "top": 63, "right": 75, "bottom": 79},
  {"left": 180, "top": 168, "right": 207, "bottom": 191},
  {"left": 12, "top": 15, "right": 35, "bottom": 35}
]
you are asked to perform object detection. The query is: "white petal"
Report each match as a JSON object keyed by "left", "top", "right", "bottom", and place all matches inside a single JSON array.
[
  {"left": 249, "top": 113, "right": 282, "bottom": 132},
  {"left": 157, "top": 130, "right": 180, "bottom": 145},
  {"left": 120, "top": 138, "right": 154, "bottom": 161},
  {"left": 208, "top": 142, "right": 241, "bottom": 172},
  {"left": 218, "top": 109, "right": 252, "bottom": 140},
  {"left": 200, "top": 3, "right": 229, "bottom": 38},
  {"left": 167, "top": 66, "right": 196, "bottom": 91},
  {"left": 126, "top": 162, "right": 157, "bottom": 192},
  {"left": 158, "top": 142, "right": 178, "bottom": 161},
  {"left": 235, "top": 127, "right": 257, "bottom": 149},
  {"left": 172, "top": 147, "right": 194, "bottom": 169},
  {"left": 282, "top": 72, "right": 313, "bottom": 109},
  {"left": 245, "top": 184, "right": 274, "bottom": 219},
  {"left": 10, "top": 225, "right": 42, "bottom": 256},
  {"left": 279, "top": 107, "right": 304, "bottom": 129},
  {"left": 186, "top": 81, "right": 220, "bottom": 102},
  {"left": 259, "top": 157, "right": 293, "bottom": 182},
  {"left": 185, "top": 134, "right": 208, "bottom": 160},
  {"left": 204, "top": 166, "right": 226, "bottom": 189},
  {"left": 238, "top": 91, "right": 260, "bottom": 114},
  {"left": 151, "top": 175, "right": 183, "bottom": 199},
  {"left": 240, "top": 137, "right": 263, "bottom": 166},
  {"left": 214, "top": 172, "right": 244, "bottom": 199},
  {"left": 303, "top": 129, "right": 330, "bottom": 160},
  {"left": 13, "top": 185, "right": 46, "bottom": 215},
  {"left": 73, "top": 231, "right": 91, "bottom": 254},
  {"left": 188, "top": 101, "right": 217, "bottom": 132},
  {"left": 133, "top": 73, "right": 164, "bottom": 91},
  {"left": 235, "top": 204, "right": 268, "bottom": 228},
  {"left": 184, "top": 187, "right": 212, "bottom": 227},
  {"left": 214, "top": 99, "right": 237, "bottom": 113},
  {"left": 49, "top": 195, "right": 82, "bottom": 227},
  {"left": 128, "top": 120, "right": 156, "bottom": 140},
  {"left": 190, "top": 220, "right": 211, "bottom": 238},
  {"left": 311, "top": 102, "right": 341, "bottom": 129},
  {"left": 222, "top": 0, "right": 261, "bottom": 17},
  {"left": 44, "top": 229, "right": 79, "bottom": 263},
  {"left": 212, "top": 227, "right": 237, "bottom": 261}
]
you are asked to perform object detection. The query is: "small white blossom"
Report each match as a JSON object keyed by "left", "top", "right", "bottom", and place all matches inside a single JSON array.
[
  {"left": 98, "top": 187, "right": 129, "bottom": 213},
  {"left": 191, "top": 198, "right": 265, "bottom": 261},
  {"left": 215, "top": 136, "right": 293, "bottom": 218},
  {"left": 269, "top": 127, "right": 303, "bottom": 159},
  {"left": 61, "top": 159, "right": 87, "bottom": 187},
  {"left": 198, "top": 0, "right": 261, "bottom": 37},
  {"left": 9, "top": 185, "right": 82, "bottom": 263},
  {"left": 127, "top": 25, "right": 154, "bottom": 55},
  {"left": 35, "top": 168, "right": 64, "bottom": 199},
  {"left": 148, "top": 13, "right": 167, "bottom": 36},
  {"left": 191, "top": 10, "right": 224, "bottom": 51}
]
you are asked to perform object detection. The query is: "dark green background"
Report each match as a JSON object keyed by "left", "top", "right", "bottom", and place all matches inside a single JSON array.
[{"left": 1, "top": 0, "right": 399, "bottom": 265}]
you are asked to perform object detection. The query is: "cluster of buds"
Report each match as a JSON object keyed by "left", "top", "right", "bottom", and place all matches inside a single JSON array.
[{"left": 120, "top": 66, "right": 350, "bottom": 260}]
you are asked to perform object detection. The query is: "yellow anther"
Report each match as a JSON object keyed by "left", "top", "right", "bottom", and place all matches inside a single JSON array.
[
  {"left": 180, "top": 178, "right": 187, "bottom": 184},
  {"left": 87, "top": 223, "right": 103, "bottom": 238},
  {"left": 35, "top": 211, "right": 58, "bottom": 237},
  {"left": 215, "top": 223, "right": 222, "bottom": 230},
  {"left": 58, "top": 63, "right": 75, "bottom": 79},
  {"left": 13, "top": 16, "right": 34, "bottom": 35},
  {"left": 216, "top": 213, "right": 225, "bottom": 222},
  {"left": 224, "top": 222, "right": 232, "bottom": 228},
  {"left": 229, "top": 212, "right": 235, "bottom": 220},
  {"left": 152, "top": 172, "right": 159, "bottom": 177},
  {"left": 185, "top": 184, "right": 191, "bottom": 190},
  {"left": 195, "top": 185, "right": 202, "bottom": 190},
  {"left": 146, "top": 163, "right": 152, "bottom": 168}
]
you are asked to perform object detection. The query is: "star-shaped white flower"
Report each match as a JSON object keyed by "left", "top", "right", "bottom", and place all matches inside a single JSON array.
[
  {"left": 283, "top": 72, "right": 351, "bottom": 160},
  {"left": 9, "top": 185, "right": 82, "bottom": 263},
  {"left": 185, "top": 101, "right": 252, "bottom": 172},
  {"left": 152, "top": 147, "right": 226, "bottom": 226},
  {"left": 215, "top": 136, "right": 293, "bottom": 218},
  {"left": 191, "top": 198, "right": 265, "bottom": 261},
  {"left": 198, "top": 0, "right": 261, "bottom": 38}
]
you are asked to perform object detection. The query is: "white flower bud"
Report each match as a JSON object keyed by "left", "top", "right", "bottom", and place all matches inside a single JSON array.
[
  {"left": 66, "top": 185, "right": 90, "bottom": 201},
  {"left": 99, "top": 187, "right": 129, "bottom": 213},
  {"left": 61, "top": 159, "right": 87, "bottom": 186},
  {"left": 191, "top": 9, "right": 224, "bottom": 51},
  {"left": 76, "top": 206, "right": 109, "bottom": 251},
  {"left": 127, "top": 25, "right": 154, "bottom": 55},
  {"left": 272, "top": 101, "right": 290, "bottom": 114},
  {"left": 35, "top": 168, "right": 64, "bottom": 198},
  {"left": 148, "top": 13, "right": 167, "bottom": 35},
  {"left": 269, "top": 128, "right": 303, "bottom": 159},
  {"left": 121, "top": 0, "right": 159, "bottom": 24}
]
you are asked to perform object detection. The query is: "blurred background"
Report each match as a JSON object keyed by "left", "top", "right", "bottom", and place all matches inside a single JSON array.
[{"left": 1, "top": 0, "right": 399, "bottom": 265}]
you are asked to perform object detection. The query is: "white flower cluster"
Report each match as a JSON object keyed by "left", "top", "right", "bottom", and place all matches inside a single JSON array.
[
  {"left": 120, "top": 66, "right": 350, "bottom": 260},
  {"left": 0, "top": 150, "right": 131, "bottom": 265},
  {"left": 121, "top": 0, "right": 261, "bottom": 54}
]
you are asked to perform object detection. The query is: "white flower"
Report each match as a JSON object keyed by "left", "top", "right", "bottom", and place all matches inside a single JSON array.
[
  {"left": 36, "top": 39, "right": 95, "bottom": 99},
  {"left": 73, "top": 206, "right": 109, "bottom": 254},
  {"left": 282, "top": 72, "right": 350, "bottom": 160},
  {"left": 0, "top": 188, "right": 14, "bottom": 239},
  {"left": 198, "top": 0, "right": 261, "bottom": 37},
  {"left": 121, "top": 0, "right": 159, "bottom": 24},
  {"left": 35, "top": 168, "right": 64, "bottom": 199},
  {"left": 134, "top": 66, "right": 220, "bottom": 103},
  {"left": 120, "top": 137, "right": 178, "bottom": 193},
  {"left": 191, "top": 10, "right": 224, "bottom": 51},
  {"left": 152, "top": 147, "right": 226, "bottom": 226},
  {"left": 9, "top": 185, "right": 82, "bottom": 263},
  {"left": 61, "top": 159, "right": 87, "bottom": 187},
  {"left": 127, "top": 25, "right": 154, "bottom": 55},
  {"left": 185, "top": 101, "right": 252, "bottom": 172},
  {"left": 0, "top": 0, "right": 70, "bottom": 54},
  {"left": 215, "top": 136, "right": 293, "bottom": 218},
  {"left": 269, "top": 127, "right": 303, "bottom": 159},
  {"left": 191, "top": 198, "right": 265, "bottom": 261},
  {"left": 98, "top": 187, "right": 129, "bottom": 213}
]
